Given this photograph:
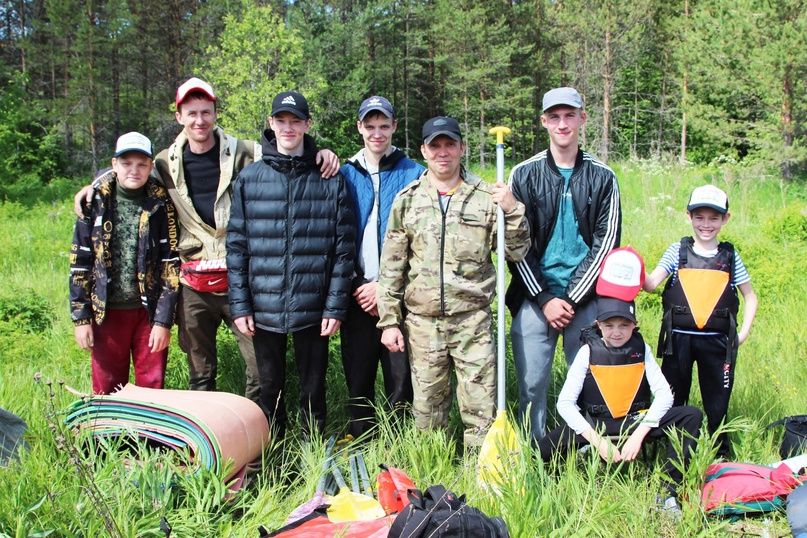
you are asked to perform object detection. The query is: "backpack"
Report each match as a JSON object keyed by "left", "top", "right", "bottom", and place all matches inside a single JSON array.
[
  {"left": 388, "top": 485, "right": 509, "bottom": 538},
  {"left": 767, "top": 415, "right": 807, "bottom": 459},
  {"left": 701, "top": 462, "right": 805, "bottom": 516}
]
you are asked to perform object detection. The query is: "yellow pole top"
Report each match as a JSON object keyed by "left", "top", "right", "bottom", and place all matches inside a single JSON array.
[{"left": 489, "top": 126, "right": 511, "bottom": 145}]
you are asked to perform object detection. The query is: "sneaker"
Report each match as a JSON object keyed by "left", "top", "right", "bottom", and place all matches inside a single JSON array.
[{"left": 653, "top": 493, "right": 683, "bottom": 522}]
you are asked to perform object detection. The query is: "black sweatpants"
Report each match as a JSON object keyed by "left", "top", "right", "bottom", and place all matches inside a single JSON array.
[
  {"left": 253, "top": 325, "right": 329, "bottom": 438},
  {"left": 340, "top": 299, "right": 412, "bottom": 438},
  {"left": 538, "top": 406, "right": 703, "bottom": 493},
  {"left": 662, "top": 332, "right": 734, "bottom": 457}
]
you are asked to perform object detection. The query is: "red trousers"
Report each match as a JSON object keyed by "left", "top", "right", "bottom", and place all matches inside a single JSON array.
[{"left": 91, "top": 308, "right": 167, "bottom": 394}]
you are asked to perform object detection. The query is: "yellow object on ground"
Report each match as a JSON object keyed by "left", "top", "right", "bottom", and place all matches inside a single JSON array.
[{"left": 327, "top": 457, "right": 386, "bottom": 523}]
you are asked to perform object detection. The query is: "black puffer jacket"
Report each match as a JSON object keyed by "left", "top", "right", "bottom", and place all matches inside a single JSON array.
[
  {"left": 506, "top": 148, "right": 621, "bottom": 314},
  {"left": 226, "top": 130, "right": 355, "bottom": 333}
]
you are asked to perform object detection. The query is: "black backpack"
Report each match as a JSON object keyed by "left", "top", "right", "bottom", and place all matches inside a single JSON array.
[
  {"left": 767, "top": 415, "right": 807, "bottom": 459},
  {"left": 388, "top": 485, "right": 509, "bottom": 538}
]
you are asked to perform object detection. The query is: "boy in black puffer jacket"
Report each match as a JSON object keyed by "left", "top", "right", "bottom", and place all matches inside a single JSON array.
[{"left": 226, "top": 91, "right": 355, "bottom": 439}]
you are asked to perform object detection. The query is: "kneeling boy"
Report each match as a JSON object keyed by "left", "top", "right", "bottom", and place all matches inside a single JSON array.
[
  {"left": 538, "top": 297, "right": 702, "bottom": 510},
  {"left": 70, "top": 132, "right": 181, "bottom": 394}
]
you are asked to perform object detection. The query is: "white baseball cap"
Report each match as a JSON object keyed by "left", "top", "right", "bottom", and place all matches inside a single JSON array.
[
  {"left": 176, "top": 77, "right": 216, "bottom": 107},
  {"left": 688, "top": 185, "right": 728, "bottom": 214},
  {"left": 596, "top": 246, "right": 645, "bottom": 301},
  {"left": 113, "top": 132, "right": 152, "bottom": 158}
]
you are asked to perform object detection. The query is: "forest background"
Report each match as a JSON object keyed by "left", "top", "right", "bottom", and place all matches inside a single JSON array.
[{"left": 1, "top": 0, "right": 807, "bottom": 195}]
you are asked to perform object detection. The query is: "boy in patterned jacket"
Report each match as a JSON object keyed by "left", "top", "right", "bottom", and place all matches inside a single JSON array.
[{"left": 70, "top": 132, "right": 180, "bottom": 394}]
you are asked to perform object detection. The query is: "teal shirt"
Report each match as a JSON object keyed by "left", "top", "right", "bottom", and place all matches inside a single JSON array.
[{"left": 539, "top": 167, "right": 590, "bottom": 297}]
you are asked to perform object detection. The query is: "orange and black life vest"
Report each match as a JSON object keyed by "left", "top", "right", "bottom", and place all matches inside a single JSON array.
[
  {"left": 658, "top": 237, "right": 739, "bottom": 360},
  {"left": 578, "top": 326, "right": 651, "bottom": 420}
]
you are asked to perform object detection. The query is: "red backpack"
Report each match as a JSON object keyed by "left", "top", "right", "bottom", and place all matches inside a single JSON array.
[{"left": 701, "top": 462, "right": 805, "bottom": 516}]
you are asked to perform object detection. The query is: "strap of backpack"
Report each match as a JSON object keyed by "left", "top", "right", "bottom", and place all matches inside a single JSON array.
[
  {"left": 766, "top": 418, "right": 787, "bottom": 430},
  {"left": 679, "top": 237, "right": 691, "bottom": 267},
  {"left": 705, "top": 464, "right": 768, "bottom": 482},
  {"left": 389, "top": 489, "right": 431, "bottom": 538}
]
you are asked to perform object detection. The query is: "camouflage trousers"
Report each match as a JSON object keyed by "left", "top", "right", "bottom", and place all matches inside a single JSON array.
[{"left": 404, "top": 308, "right": 496, "bottom": 447}]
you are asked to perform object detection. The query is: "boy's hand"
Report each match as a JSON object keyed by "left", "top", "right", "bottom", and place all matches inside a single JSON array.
[
  {"left": 381, "top": 327, "right": 406, "bottom": 353},
  {"left": 595, "top": 437, "right": 622, "bottom": 463},
  {"left": 491, "top": 182, "right": 517, "bottom": 213},
  {"left": 74, "top": 185, "right": 94, "bottom": 217},
  {"left": 75, "top": 324, "right": 94, "bottom": 350},
  {"left": 316, "top": 149, "right": 340, "bottom": 178},
  {"left": 542, "top": 298, "right": 574, "bottom": 329},
  {"left": 620, "top": 425, "right": 651, "bottom": 461},
  {"left": 234, "top": 315, "right": 255, "bottom": 337},
  {"left": 321, "top": 318, "right": 341, "bottom": 336},
  {"left": 354, "top": 282, "right": 378, "bottom": 315},
  {"left": 149, "top": 325, "right": 171, "bottom": 353}
]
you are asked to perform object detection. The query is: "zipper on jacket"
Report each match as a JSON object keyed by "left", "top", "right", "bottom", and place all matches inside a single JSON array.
[
  {"left": 439, "top": 192, "right": 449, "bottom": 316},
  {"left": 284, "top": 176, "right": 292, "bottom": 333}
]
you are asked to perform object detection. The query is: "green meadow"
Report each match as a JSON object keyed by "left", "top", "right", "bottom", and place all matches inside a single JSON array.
[{"left": 0, "top": 162, "right": 805, "bottom": 537}]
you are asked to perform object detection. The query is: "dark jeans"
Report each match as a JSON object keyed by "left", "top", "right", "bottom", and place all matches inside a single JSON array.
[
  {"left": 252, "top": 325, "right": 329, "bottom": 438},
  {"left": 177, "top": 286, "right": 260, "bottom": 403},
  {"left": 539, "top": 406, "right": 703, "bottom": 494},
  {"left": 662, "top": 332, "right": 733, "bottom": 457},
  {"left": 340, "top": 299, "right": 412, "bottom": 437}
]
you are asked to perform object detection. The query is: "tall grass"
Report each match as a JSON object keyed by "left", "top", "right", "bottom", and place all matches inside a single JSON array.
[{"left": 1, "top": 162, "right": 806, "bottom": 536}]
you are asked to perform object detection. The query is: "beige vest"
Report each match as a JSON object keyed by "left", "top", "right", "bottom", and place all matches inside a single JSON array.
[{"left": 154, "top": 127, "right": 260, "bottom": 266}]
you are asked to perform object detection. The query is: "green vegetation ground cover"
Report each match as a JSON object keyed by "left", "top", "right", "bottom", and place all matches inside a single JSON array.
[{"left": 1, "top": 162, "right": 806, "bottom": 537}]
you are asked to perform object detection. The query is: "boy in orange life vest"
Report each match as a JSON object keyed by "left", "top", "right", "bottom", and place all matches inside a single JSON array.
[
  {"left": 537, "top": 297, "right": 702, "bottom": 514},
  {"left": 643, "top": 185, "right": 758, "bottom": 458}
]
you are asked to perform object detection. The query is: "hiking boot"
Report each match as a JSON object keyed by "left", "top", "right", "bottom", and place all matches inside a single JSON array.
[{"left": 652, "top": 493, "right": 683, "bottom": 522}]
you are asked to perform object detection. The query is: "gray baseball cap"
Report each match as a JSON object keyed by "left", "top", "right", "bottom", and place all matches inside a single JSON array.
[{"left": 542, "top": 87, "right": 583, "bottom": 112}]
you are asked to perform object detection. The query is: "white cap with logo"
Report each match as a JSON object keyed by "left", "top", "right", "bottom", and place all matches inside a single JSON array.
[
  {"left": 114, "top": 132, "right": 152, "bottom": 158},
  {"left": 596, "top": 246, "right": 645, "bottom": 302},
  {"left": 687, "top": 185, "right": 728, "bottom": 214}
]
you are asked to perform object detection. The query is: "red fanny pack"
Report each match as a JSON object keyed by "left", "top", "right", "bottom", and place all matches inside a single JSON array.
[{"left": 181, "top": 259, "right": 228, "bottom": 293}]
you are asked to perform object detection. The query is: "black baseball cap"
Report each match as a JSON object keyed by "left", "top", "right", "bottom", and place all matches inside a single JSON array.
[
  {"left": 271, "top": 91, "right": 310, "bottom": 120},
  {"left": 596, "top": 297, "right": 637, "bottom": 323},
  {"left": 358, "top": 96, "right": 394, "bottom": 121},
  {"left": 422, "top": 116, "right": 462, "bottom": 144}
]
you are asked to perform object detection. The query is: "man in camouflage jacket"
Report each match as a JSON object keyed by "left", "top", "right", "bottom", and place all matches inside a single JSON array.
[{"left": 377, "top": 116, "right": 530, "bottom": 446}]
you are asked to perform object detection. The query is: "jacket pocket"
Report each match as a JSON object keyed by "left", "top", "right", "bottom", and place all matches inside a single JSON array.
[{"left": 454, "top": 214, "right": 489, "bottom": 263}]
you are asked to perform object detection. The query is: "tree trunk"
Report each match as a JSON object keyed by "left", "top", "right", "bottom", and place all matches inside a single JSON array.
[
  {"left": 601, "top": 25, "right": 611, "bottom": 163},
  {"left": 632, "top": 58, "right": 638, "bottom": 159},
  {"left": 680, "top": 0, "right": 689, "bottom": 165},
  {"left": 403, "top": 13, "right": 410, "bottom": 153},
  {"left": 658, "top": 52, "right": 668, "bottom": 160},
  {"left": 781, "top": 65, "right": 793, "bottom": 180}
]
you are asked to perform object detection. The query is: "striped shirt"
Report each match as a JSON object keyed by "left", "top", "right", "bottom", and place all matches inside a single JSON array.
[{"left": 655, "top": 241, "right": 750, "bottom": 288}]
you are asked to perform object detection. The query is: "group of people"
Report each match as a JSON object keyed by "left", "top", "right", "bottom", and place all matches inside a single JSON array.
[{"left": 69, "top": 79, "right": 758, "bottom": 511}]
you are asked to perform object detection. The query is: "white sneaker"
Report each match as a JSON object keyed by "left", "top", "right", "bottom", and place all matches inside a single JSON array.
[{"left": 653, "top": 494, "right": 683, "bottom": 522}]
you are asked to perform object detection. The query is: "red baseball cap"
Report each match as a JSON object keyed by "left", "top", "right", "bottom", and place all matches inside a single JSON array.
[
  {"left": 176, "top": 77, "right": 216, "bottom": 107},
  {"left": 596, "top": 246, "right": 645, "bottom": 301}
]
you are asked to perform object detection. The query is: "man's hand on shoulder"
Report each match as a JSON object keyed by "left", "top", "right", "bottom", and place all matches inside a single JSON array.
[
  {"left": 316, "top": 149, "right": 340, "bottom": 179},
  {"left": 74, "top": 185, "right": 94, "bottom": 217},
  {"left": 541, "top": 297, "right": 574, "bottom": 329}
]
